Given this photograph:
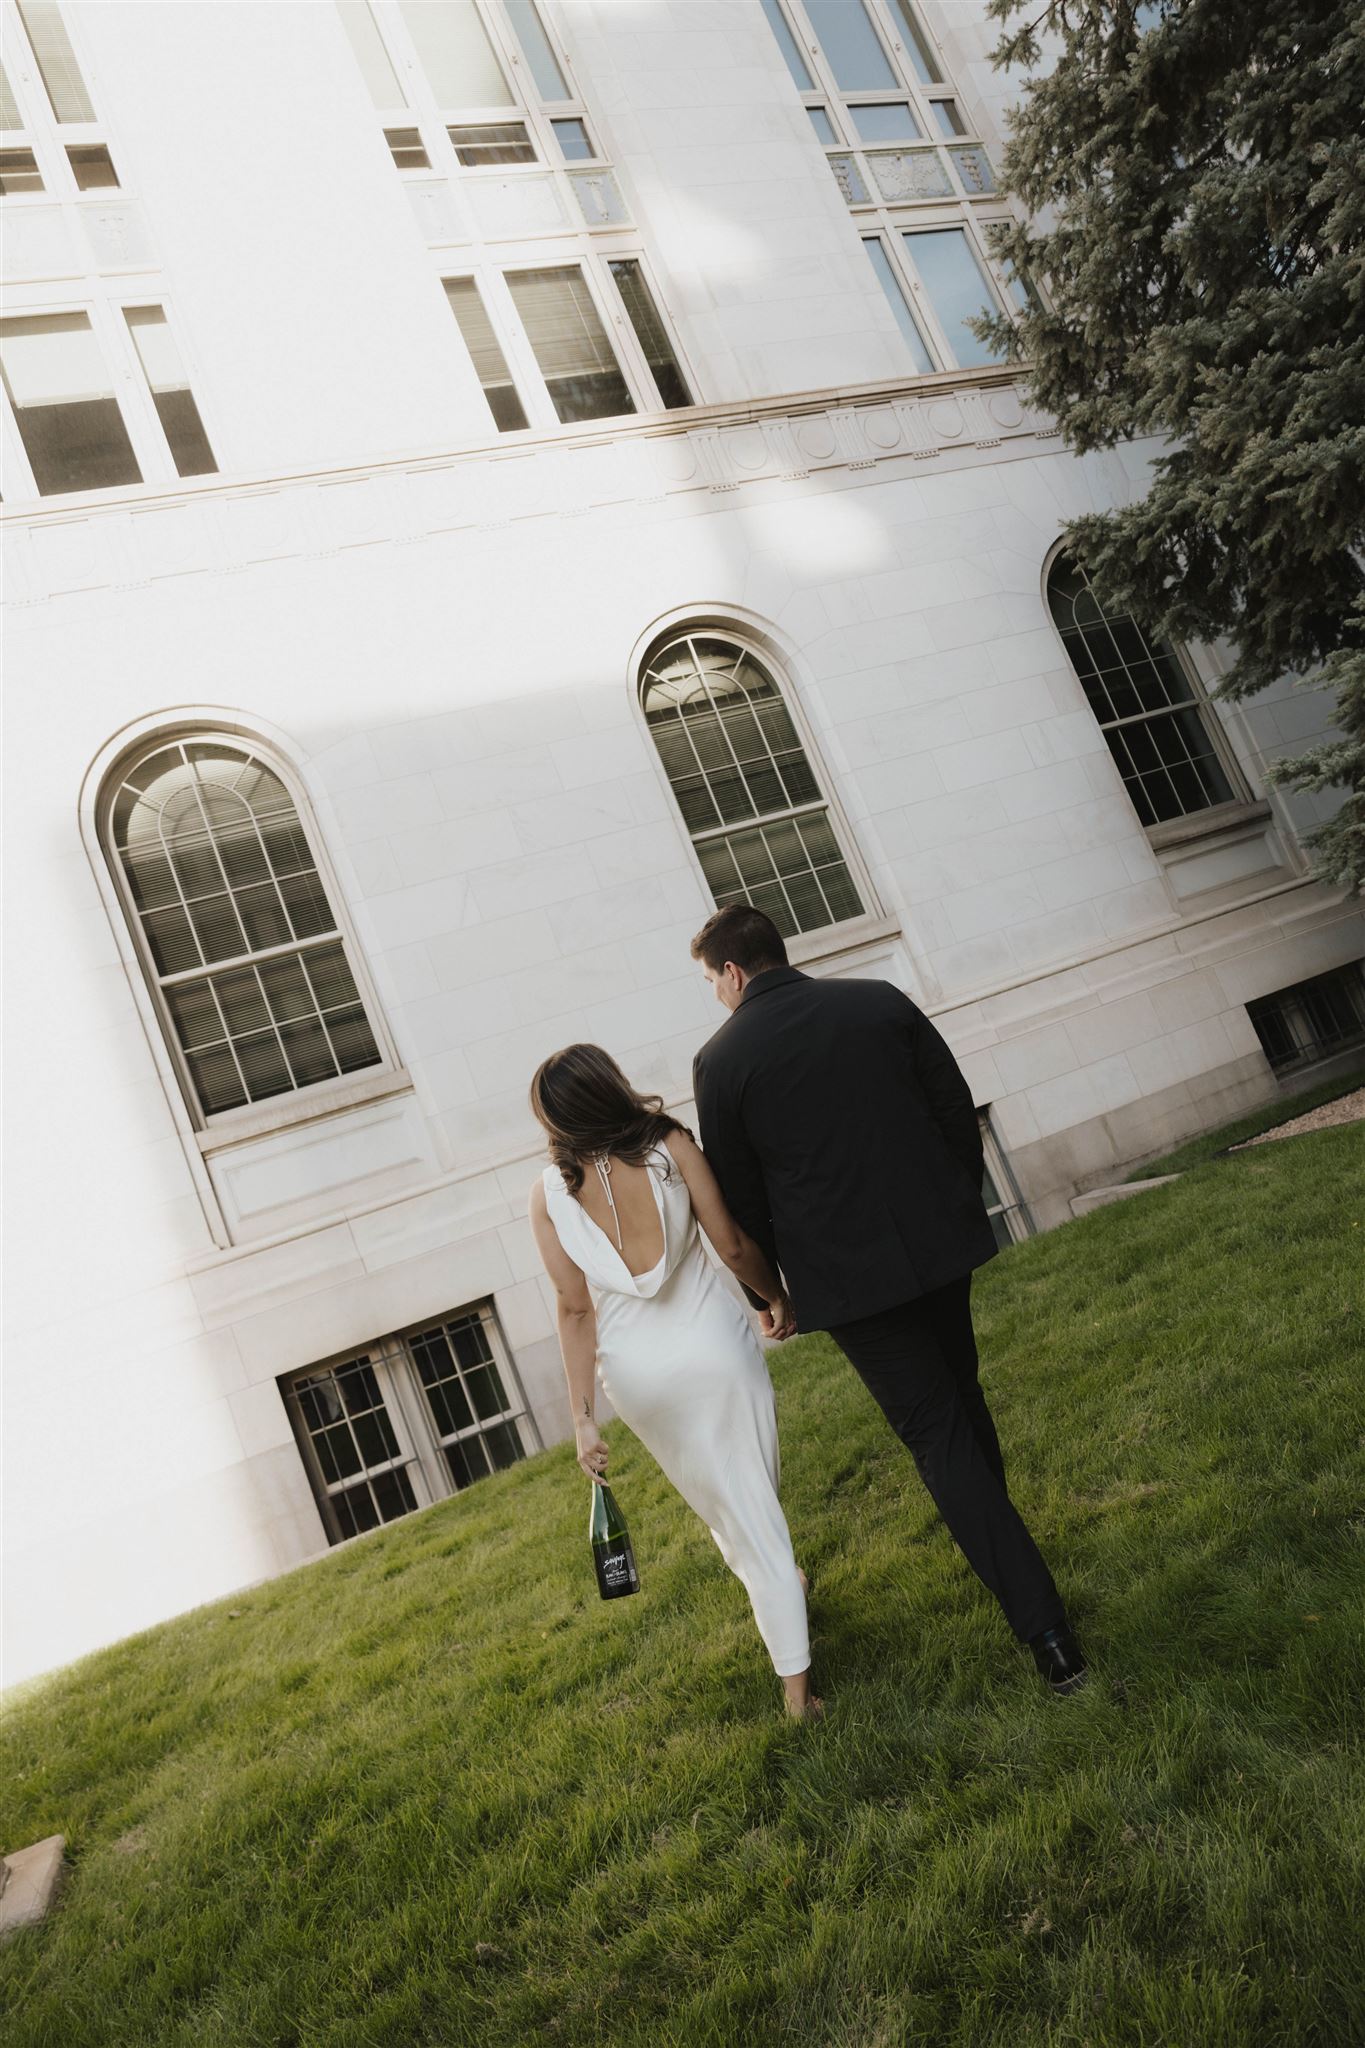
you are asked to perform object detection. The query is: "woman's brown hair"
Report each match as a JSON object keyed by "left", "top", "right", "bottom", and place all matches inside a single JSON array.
[{"left": 529, "top": 1043, "right": 688, "bottom": 1195}]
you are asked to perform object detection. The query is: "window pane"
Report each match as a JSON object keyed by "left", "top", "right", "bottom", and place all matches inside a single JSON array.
[
  {"left": 17, "top": 2, "right": 95, "bottom": 122},
  {"left": 505, "top": 265, "right": 634, "bottom": 423},
  {"left": 482, "top": 1420, "right": 526, "bottom": 1471},
  {"left": 448, "top": 120, "right": 535, "bottom": 165},
  {"left": 338, "top": 1, "right": 407, "bottom": 107},
  {"left": 807, "top": 106, "right": 837, "bottom": 144},
  {"left": 0, "top": 147, "right": 43, "bottom": 193},
  {"left": 384, "top": 125, "right": 430, "bottom": 168},
  {"left": 608, "top": 259, "right": 691, "bottom": 410},
  {"left": 828, "top": 152, "right": 869, "bottom": 205},
  {"left": 870, "top": 148, "right": 952, "bottom": 202},
  {"left": 804, "top": 0, "right": 896, "bottom": 90},
  {"left": 903, "top": 228, "right": 1005, "bottom": 366},
  {"left": 551, "top": 117, "right": 593, "bottom": 159},
  {"left": 443, "top": 276, "right": 529, "bottom": 431},
  {"left": 0, "top": 312, "right": 142, "bottom": 494},
  {"left": 850, "top": 102, "right": 921, "bottom": 142},
  {"left": 505, "top": 0, "right": 569, "bottom": 99},
  {"left": 888, "top": 0, "right": 943, "bottom": 83},
  {"left": 760, "top": 0, "right": 814, "bottom": 91},
  {"left": 930, "top": 99, "right": 966, "bottom": 136},
  {"left": 125, "top": 308, "right": 217, "bottom": 477},
  {"left": 0, "top": 62, "right": 22, "bottom": 130},
  {"left": 948, "top": 143, "right": 996, "bottom": 194},
  {"left": 862, "top": 237, "right": 934, "bottom": 373},
  {"left": 399, "top": 0, "right": 513, "bottom": 108},
  {"left": 67, "top": 143, "right": 118, "bottom": 188}
]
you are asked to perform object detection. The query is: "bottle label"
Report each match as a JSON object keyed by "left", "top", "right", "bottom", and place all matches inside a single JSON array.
[{"left": 601, "top": 1552, "right": 630, "bottom": 1587}]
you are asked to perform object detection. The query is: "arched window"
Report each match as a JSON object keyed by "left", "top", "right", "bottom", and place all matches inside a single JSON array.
[
  {"left": 105, "top": 736, "right": 383, "bottom": 1117},
  {"left": 1047, "top": 553, "right": 1237, "bottom": 828},
  {"left": 641, "top": 630, "right": 864, "bottom": 938}
]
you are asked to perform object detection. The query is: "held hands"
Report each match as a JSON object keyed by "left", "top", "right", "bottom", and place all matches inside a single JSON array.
[
  {"left": 760, "top": 1293, "right": 798, "bottom": 1342},
  {"left": 576, "top": 1419, "right": 610, "bottom": 1485}
]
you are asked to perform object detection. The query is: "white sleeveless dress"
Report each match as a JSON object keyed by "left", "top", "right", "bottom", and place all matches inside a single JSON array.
[{"left": 542, "top": 1142, "right": 810, "bottom": 1678}]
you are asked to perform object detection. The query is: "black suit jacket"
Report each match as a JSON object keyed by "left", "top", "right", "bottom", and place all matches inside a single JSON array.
[{"left": 692, "top": 965, "right": 998, "bottom": 1331}]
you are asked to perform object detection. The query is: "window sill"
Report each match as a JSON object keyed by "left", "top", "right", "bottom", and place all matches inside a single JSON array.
[
  {"left": 787, "top": 911, "right": 903, "bottom": 968},
  {"left": 195, "top": 1065, "right": 415, "bottom": 1154},
  {"left": 1146, "top": 799, "right": 1271, "bottom": 852}
]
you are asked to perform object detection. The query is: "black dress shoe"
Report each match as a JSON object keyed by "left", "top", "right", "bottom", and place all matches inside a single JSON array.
[{"left": 1029, "top": 1625, "right": 1088, "bottom": 1694}]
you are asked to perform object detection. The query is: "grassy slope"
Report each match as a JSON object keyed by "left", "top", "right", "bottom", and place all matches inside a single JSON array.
[
  {"left": 1125, "top": 1066, "right": 1365, "bottom": 1179},
  {"left": 2, "top": 1128, "right": 1363, "bottom": 2048}
]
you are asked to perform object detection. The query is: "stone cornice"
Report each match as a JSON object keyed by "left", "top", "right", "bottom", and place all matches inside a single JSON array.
[{"left": 1, "top": 366, "right": 1058, "bottom": 608}]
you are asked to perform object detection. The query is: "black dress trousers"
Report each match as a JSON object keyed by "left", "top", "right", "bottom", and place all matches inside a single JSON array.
[{"left": 828, "top": 1276, "right": 1065, "bottom": 1643}]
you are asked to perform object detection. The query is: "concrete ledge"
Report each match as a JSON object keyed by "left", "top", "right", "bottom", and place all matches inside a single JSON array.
[
  {"left": 1070, "top": 1174, "right": 1182, "bottom": 1218},
  {"left": 0, "top": 1834, "right": 67, "bottom": 1937}
]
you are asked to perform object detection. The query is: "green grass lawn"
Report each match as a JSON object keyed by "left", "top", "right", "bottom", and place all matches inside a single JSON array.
[
  {"left": 3, "top": 1128, "right": 1363, "bottom": 2048},
  {"left": 1125, "top": 1066, "right": 1365, "bottom": 1178}
]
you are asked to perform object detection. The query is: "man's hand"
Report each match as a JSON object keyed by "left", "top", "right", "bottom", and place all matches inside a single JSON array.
[{"left": 760, "top": 1293, "right": 797, "bottom": 1342}]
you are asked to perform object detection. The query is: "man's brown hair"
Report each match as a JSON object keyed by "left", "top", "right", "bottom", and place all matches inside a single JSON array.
[{"left": 689, "top": 904, "right": 788, "bottom": 976}]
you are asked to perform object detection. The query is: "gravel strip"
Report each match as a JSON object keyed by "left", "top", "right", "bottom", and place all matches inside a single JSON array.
[{"left": 1229, "top": 1087, "right": 1365, "bottom": 1151}]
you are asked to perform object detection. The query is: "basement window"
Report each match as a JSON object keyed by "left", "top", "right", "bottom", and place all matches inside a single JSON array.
[{"left": 1246, "top": 962, "right": 1365, "bottom": 1076}]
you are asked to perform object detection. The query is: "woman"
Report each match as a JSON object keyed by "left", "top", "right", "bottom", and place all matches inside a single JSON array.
[{"left": 527, "top": 1043, "right": 821, "bottom": 1722}]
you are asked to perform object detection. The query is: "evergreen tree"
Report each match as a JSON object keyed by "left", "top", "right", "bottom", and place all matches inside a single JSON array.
[{"left": 976, "top": 0, "right": 1364, "bottom": 888}]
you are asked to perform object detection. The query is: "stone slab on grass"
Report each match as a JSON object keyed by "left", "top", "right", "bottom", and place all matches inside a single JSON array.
[
  {"left": 1070, "top": 1173, "right": 1182, "bottom": 1218},
  {"left": 0, "top": 1835, "right": 67, "bottom": 1937}
]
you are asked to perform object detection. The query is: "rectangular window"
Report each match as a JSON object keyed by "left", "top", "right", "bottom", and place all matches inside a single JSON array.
[
  {"left": 0, "top": 311, "right": 142, "bottom": 494},
  {"left": 803, "top": 0, "right": 897, "bottom": 90},
  {"left": 504, "top": 0, "right": 569, "bottom": 100},
  {"left": 505, "top": 265, "right": 634, "bottom": 423},
  {"left": 761, "top": 0, "right": 815, "bottom": 91},
  {"left": 862, "top": 235, "right": 934, "bottom": 373},
  {"left": 551, "top": 117, "right": 594, "bottom": 160},
  {"left": 447, "top": 119, "right": 536, "bottom": 165},
  {"left": 286, "top": 1354, "right": 418, "bottom": 1542},
  {"left": 399, "top": 0, "right": 512, "bottom": 108},
  {"left": 443, "top": 275, "right": 529, "bottom": 431},
  {"left": 384, "top": 125, "right": 430, "bottom": 169},
  {"left": 124, "top": 308, "right": 217, "bottom": 477},
  {"left": 980, "top": 1114, "right": 1030, "bottom": 1247},
  {"left": 0, "top": 147, "right": 43, "bottom": 193},
  {"left": 0, "top": 61, "right": 23, "bottom": 130},
  {"left": 609, "top": 258, "right": 691, "bottom": 410},
  {"left": 948, "top": 142, "right": 996, "bottom": 194},
  {"left": 828, "top": 151, "right": 869, "bottom": 204},
  {"left": 338, "top": 1, "right": 407, "bottom": 109},
  {"left": 1246, "top": 964, "right": 1365, "bottom": 1076},
  {"left": 930, "top": 98, "right": 967, "bottom": 136},
  {"left": 807, "top": 105, "right": 838, "bottom": 144},
  {"left": 16, "top": 2, "right": 95, "bottom": 123},
  {"left": 888, "top": 0, "right": 944, "bottom": 84},
  {"left": 66, "top": 141, "right": 119, "bottom": 188},
  {"left": 283, "top": 1303, "right": 535, "bottom": 1545},
  {"left": 902, "top": 226, "right": 1007, "bottom": 366},
  {"left": 850, "top": 101, "right": 921, "bottom": 142}
]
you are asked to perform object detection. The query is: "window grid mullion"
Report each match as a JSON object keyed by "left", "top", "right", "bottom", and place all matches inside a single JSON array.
[{"left": 688, "top": 796, "right": 833, "bottom": 847}]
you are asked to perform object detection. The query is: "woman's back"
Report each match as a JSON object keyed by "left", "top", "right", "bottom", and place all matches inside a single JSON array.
[{"left": 572, "top": 1153, "right": 666, "bottom": 1278}]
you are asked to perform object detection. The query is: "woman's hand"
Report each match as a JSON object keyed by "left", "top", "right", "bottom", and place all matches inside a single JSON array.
[
  {"left": 760, "top": 1293, "right": 797, "bottom": 1342},
  {"left": 576, "top": 1420, "right": 610, "bottom": 1484}
]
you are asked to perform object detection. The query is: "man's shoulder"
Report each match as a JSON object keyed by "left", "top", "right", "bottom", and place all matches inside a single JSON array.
[{"left": 808, "top": 971, "right": 914, "bottom": 1014}]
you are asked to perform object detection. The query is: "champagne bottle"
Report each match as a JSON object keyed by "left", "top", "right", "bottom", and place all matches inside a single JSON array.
[{"left": 589, "top": 1479, "right": 639, "bottom": 1600}]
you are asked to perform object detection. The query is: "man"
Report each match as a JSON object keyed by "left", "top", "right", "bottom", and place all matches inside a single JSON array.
[{"left": 689, "top": 903, "right": 1087, "bottom": 1695}]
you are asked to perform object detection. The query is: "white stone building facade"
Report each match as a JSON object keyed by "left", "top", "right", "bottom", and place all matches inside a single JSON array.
[{"left": 3, "top": 0, "right": 1361, "bottom": 1687}]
